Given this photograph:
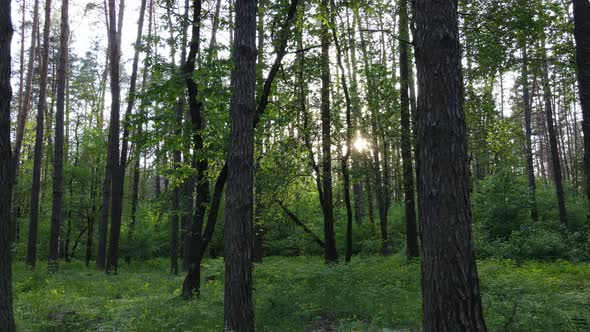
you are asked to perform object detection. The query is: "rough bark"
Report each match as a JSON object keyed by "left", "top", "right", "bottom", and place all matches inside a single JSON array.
[
  {"left": 414, "top": 0, "right": 487, "bottom": 330},
  {"left": 27, "top": 0, "right": 52, "bottom": 268},
  {"left": 542, "top": 57, "right": 568, "bottom": 227},
  {"left": 522, "top": 46, "right": 538, "bottom": 222},
  {"left": 399, "top": 0, "right": 419, "bottom": 259},
  {"left": 0, "top": 0, "right": 15, "bottom": 327},
  {"left": 224, "top": 0, "right": 257, "bottom": 329},
  {"left": 572, "top": 0, "right": 590, "bottom": 220},
  {"left": 48, "top": 0, "right": 69, "bottom": 272}
]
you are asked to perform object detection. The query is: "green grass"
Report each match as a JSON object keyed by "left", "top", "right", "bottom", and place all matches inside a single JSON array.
[{"left": 13, "top": 256, "right": 590, "bottom": 331}]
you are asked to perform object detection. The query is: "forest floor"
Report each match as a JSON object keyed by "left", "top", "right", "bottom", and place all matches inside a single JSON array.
[{"left": 12, "top": 255, "right": 590, "bottom": 331}]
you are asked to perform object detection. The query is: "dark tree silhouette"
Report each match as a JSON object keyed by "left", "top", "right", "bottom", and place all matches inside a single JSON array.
[{"left": 0, "top": 0, "right": 16, "bottom": 328}]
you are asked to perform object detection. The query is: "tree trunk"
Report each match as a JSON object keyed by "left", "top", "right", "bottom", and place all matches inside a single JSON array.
[
  {"left": 329, "top": 0, "right": 353, "bottom": 263},
  {"left": 13, "top": 0, "right": 39, "bottom": 177},
  {"left": 357, "top": 9, "right": 388, "bottom": 254},
  {"left": 103, "top": 0, "right": 122, "bottom": 274},
  {"left": 48, "top": 0, "right": 69, "bottom": 273},
  {"left": 572, "top": 0, "right": 590, "bottom": 220},
  {"left": 542, "top": 56, "right": 568, "bottom": 227},
  {"left": 399, "top": 0, "right": 418, "bottom": 259},
  {"left": 128, "top": 0, "right": 154, "bottom": 265},
  {"left": 106, "top": 0, "right": 145, "bottom": 274},
  {"left": 320, "top": 0, "right": 338, "bottom": 263},
  {"left": 182, "top": 0, "right": 300, "bottom": 299},
  {"left": 414, "top": 0, "right": 487, "bottom": 330},
  {"left": 27, "top": 0, "right": 52, "bottom": 269},
  {"left": 0, "top": 0, "right": 15, "bottom": 327},
  {"left": 522, "top": 46, "right": 538, "bottom": 222},
  {"left": 224, "top": 0, "right": 256, "bottom": 329},
  {"left": 182, "top": 0, "right": 209, "bottom": 299}
]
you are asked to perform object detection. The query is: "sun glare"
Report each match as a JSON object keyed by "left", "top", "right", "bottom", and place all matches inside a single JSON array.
[{"left": 353, "top": 131, "right": 369, "bottom": 152}]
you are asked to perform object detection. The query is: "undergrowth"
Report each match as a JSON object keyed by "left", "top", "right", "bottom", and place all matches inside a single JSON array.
[{"left": 13, "top": 256, "right": 590, "bottom": 331}]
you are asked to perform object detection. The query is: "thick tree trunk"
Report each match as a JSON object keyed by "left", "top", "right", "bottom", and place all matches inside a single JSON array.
[
  {"left": 48, "top": 0, "right": 69, "bottom": 272},
  {"left": 320, "top": 0, "right": 338, "bottom": 263},
  {"left": 224, "top": 0, "right": 256, "bottom": 329},
  {"left": 0, "top": 0, "right": 15, "bottom": 328},
  {"left": 543, "top": 57, "right": 568, "bottom": 227},
  {"left": 414, "top": 0, "right": 487, "bottom": 330},
  {"left": 572, "top": 0, "right": 590, "bottom": 220},
  {"left": 399, "top": 0, "right": 418, "bottom": 259},
  {"left": 522, "top": 46, "right": 538, "bottom": 222},
  {"left": 27, "top": 0, "right": 52, "bottom": 269}
]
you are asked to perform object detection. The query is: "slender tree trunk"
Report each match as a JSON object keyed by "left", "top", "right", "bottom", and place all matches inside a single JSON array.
[
  {"left": 0, "top": 0, "right": 16, "bottom": 327},
  {"left": 224, "top": 0, "right": 256, "bottom": 329},
  {"left": 179, "top": 0, "right": 192, "bottom": 271},
  {"left": 48, "top": 0, "right": 69, "bottom": 272},
  {"left": 128, "top": 0, "right": 153, "bottom": 265},
  {"left": 399, "top": 0, "right": 418, "bottom": 258},
  {"left": 96, "top": 2, "right": 114, "bottom": 270},
  {"left": 320, "top": 0, "right": 338, "bottom": 263},
  {"left": 12, "top": 1, "right": 28, "bottom": 245},
  {"left": 522, "top": 46, "right": 538, "bottom": 222},
  {"left": 542, "top": 56, "right": 568, "bottom": 227},
  {"left": 27, "top": 0, "right": 52, "bottom": 269},
  {"left": 182, "top": 0, "right": 300, "bottom": 298},
  {"left": 357, "top": 9, "right": 388, "bottom": 254},
  {"left": 415, "top": 0, "right": 487, "bottom": 330},
  {"left": 13, "top": 0, "right": 39, "bottom": 177},
  {"left": 106, "top": 0, "right": 145, "bottom": 274},
  {"left": 102, "top": 0, "right": 122, "bottom": 274},
  {"left": 182, "top": 0, "right": 209, "bottom": 299},
  {"left": 572, "top": 0, "right": 590, "bottom": 220},
  {"left": 253, "top": 0, "right": 266, "bottom": 264},
  {"left": 329, "top": 0, "right": 353, "bottom": 262}
]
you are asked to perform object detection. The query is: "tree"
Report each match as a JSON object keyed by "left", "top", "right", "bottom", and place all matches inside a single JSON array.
[
  {"left": 572, "top": 0, "right": 590, "bottom": 219},
  {"left": 108, "top": 0, "right": 146, "bottom": 273},
  {"left": 320, "top": 0, "right": 338, "bottom": 263},
  {"left": 97, "top": 0, "right": 124, "bottom": 271},
  {"left": 0, "top": 0, "right": 16, "bottom": 328},
  {"left": 48, "top": 0, "right": 69, "bottom": 272},
  {"left": 414, "top": 0, "right": 487, "bottom": 330},
  {"left": 399, "top": 0, "right": 418, "bottom": 258},
  {"left": 27, "top": 0, "right": 52, "bottom": 269},
  {"left": 13, "top": 0, "right": 39, "bottom": 177},
  {"left": 224, "top": 0, "right": 256, "bottom": 329},
  {"left": 521, "top": 46, "right": 538, "bottom": 222},
  {"left": 542, "top": 52, "right": 567, "bottom": 227},
  {"left": 181, "top": 0, "right": 301, "bottom": 298},
  {"left": 329, "top": 0, "right": 353, "bottom": 262}
]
